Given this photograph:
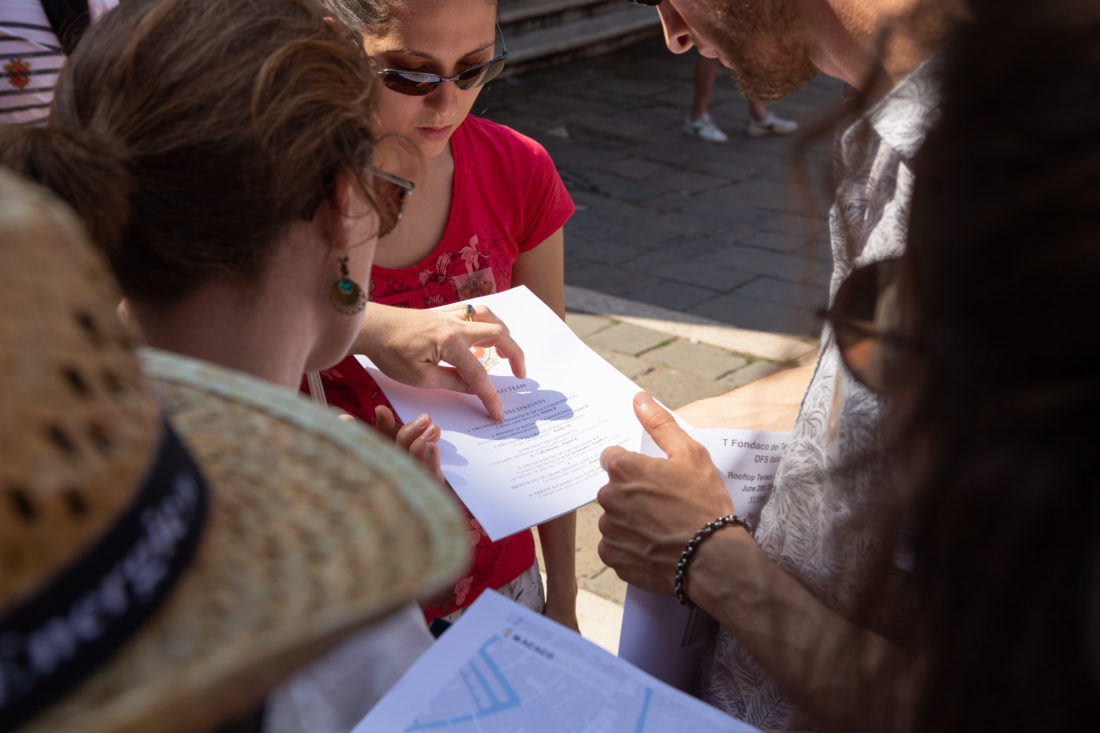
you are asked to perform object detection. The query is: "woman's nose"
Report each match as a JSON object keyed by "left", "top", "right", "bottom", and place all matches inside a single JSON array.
[{"left": 425, "top": 80, "right": 459, "bottom": 116}]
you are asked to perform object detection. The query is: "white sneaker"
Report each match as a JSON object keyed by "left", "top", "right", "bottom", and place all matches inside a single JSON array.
[
  {"left": 682, "top": 113, "right": 728, "bottom": 143},
  {"left": 746, "top": 111, "right": 799, "bottom": 137}
]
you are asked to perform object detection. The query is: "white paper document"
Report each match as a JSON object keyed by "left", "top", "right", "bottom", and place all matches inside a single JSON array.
[
  {"left": 353, "top": 590, "right": 760, "bottom": 732},
  {"left": 619, "top": 427, "right": 790, "bottom": 690},
  {"left": 357, "top": 286, "right": 646, "bottom": 541},
  {"left": 640, "top": 427, "right": 790, "bottom": 527}
]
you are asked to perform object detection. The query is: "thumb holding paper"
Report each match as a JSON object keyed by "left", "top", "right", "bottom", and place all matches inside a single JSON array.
[
  {"left": 597, "top": 392, "right": 735, "bottom": 595},
  {"left": 631, "top": 392, "right": 696, "bottom": 457}
]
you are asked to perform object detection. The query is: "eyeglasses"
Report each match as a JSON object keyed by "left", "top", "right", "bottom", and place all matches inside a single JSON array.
[
  {"left": 366, "top": 166, "right": 414, "bottom": 238},
  {"left": 818, "top": 256, "right": 917, "bottom": 395},
  {"left": 374, "top": 24, "right": 508, "bottom": 96}
]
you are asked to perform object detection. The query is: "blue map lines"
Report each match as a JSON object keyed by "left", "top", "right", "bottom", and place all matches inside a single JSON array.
[
  {"left": 406, "top": 637, "right": 520, "bottom": 731},
  {"left": 635, "top": 687, "right": 653, "bottom": 732},
  {"left": 354, "top": 594, "right": 757, "bottom": 733}
]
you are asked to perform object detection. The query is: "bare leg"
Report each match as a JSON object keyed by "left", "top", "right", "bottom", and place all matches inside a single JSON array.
[
  {"left": 748, "top": 98, "right": 769, "bottom": 123},
  {"left": 690, "top": 56, "right": 722, "bottom": 121}
]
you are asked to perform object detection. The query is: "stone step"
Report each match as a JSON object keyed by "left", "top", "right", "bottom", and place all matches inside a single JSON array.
[{"left": 499, "top": 0, "right": 661, "bottom": 75}]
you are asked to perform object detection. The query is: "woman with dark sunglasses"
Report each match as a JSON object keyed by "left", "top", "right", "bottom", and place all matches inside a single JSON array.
[{"left": 311, "top": 0, "right": 579, "bottom": 634}]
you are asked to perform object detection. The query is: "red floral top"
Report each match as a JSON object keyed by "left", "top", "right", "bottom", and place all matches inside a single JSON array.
[{"left": 302, "top": 115, "right": 574, "bottom": 620}]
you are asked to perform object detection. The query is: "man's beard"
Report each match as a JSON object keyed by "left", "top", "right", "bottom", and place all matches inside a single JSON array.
[{"left": 707, "top": 0, "right": 819, "bottom": 102}]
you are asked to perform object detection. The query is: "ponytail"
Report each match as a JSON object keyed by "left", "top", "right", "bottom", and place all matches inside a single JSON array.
[{"left": 0, "top": 126, "right": 132, "bottom": 267}]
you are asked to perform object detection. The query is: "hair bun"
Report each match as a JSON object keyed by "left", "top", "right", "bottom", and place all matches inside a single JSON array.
[{"left": 0, "top": 125, "right": 133, "bottom": 260}]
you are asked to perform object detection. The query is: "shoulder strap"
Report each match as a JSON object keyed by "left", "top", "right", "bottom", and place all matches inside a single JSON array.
[
  {"left": 39, "top": 0, "right": 90, "bottom": 55},
  {"left": 305, "top": 371, "right": 329, "bottom": 407}
]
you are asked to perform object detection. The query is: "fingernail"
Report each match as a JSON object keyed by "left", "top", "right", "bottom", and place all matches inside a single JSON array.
[{"left": 412, "top": 414, "right": 429, "bottom": 427}]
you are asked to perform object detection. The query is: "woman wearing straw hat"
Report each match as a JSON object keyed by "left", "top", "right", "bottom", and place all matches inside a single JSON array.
[
  {"left": 0, "top": 0, "right": 472, "bottom": 729},
  {"left": 0, "top": 167, "right": 467, "bottom": 730}
]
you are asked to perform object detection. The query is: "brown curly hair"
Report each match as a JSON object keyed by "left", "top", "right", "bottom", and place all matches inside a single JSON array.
[{"left": 0, "top": 0, "right": 384, "bottom": 307}]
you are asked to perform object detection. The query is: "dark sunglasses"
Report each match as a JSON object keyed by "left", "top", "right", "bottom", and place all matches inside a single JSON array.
[
  {"left": 366, "top": 166, "right": 414, "bottom": 238},
  {"left": 374, "top": 24, "right": 508, "bottom": 96},
  {"left": 818, "top": 257, "right": 918, "bottom": 395}
]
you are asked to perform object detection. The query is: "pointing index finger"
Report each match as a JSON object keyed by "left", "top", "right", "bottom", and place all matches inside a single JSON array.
[{"left": 447, "top": 345, "right": 504, "bottom": 421}]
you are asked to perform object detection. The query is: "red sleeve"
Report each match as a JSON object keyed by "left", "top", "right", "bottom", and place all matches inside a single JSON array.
[
  {"left": 463, "top": 116, "right": 574, "bottom": 254},
  {"left": 515, "top": 132, "right": 575, "bottom": 252}
]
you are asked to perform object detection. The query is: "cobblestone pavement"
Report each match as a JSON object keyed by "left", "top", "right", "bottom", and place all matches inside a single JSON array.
[
  {"left": 479, "top": 35, "right": 842, "bottom": 646},
  {"left": 485, "top": 33, "right": 842, "bottom": 339}
]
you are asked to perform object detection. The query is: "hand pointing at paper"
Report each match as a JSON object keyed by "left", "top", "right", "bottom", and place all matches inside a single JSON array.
[{"left": 352, "top": 302, "right": 527, "bottom": 421}]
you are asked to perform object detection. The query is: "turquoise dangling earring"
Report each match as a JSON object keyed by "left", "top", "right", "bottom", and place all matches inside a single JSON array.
[{"left": 330, "top": 256, "right": 366, "bottom": 315}]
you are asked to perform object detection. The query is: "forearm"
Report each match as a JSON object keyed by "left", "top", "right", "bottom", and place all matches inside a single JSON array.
[
  {"left": 536, "top": 512, "right": 578, "bottom": 607},
  {"left": 687, "top": 528, "right": 916, "bottom": 732},
  {"left": 676, "top": 364, "right": 814, "bottom": 431},
  {"left": 351, "top": 302, "right": 401, "bottom": 357}
]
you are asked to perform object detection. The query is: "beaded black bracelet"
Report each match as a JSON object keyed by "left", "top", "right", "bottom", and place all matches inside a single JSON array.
[{"left": 673, "top": 514, "right": 754, "bottom": 607}]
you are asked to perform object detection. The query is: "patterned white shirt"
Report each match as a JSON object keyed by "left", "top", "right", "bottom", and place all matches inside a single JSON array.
[
  {"left": 696, "top": 59, "right": 941, "bottom": 729},
  {"left": 1, "top": 0, "right": 63, "bottom": 126},
  {"left": 1, "top": 0, "right": 115, "bottom": 126}
]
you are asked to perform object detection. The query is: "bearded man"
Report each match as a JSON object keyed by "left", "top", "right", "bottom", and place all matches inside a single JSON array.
[{"left": 597, "top": 1, "right": 960, "bottom": 729}]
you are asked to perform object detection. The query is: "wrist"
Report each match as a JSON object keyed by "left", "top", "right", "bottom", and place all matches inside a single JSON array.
[
  {"left": 675, "top": 515, "right": 755, "bottom": 609},
  {"left": 352, "top": 319, "right": 379, "bottom": 357}
]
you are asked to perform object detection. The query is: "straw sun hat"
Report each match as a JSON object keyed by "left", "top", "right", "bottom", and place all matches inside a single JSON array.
[{"left": 0, "top": 168, "right": 468, "bottom": 732}]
